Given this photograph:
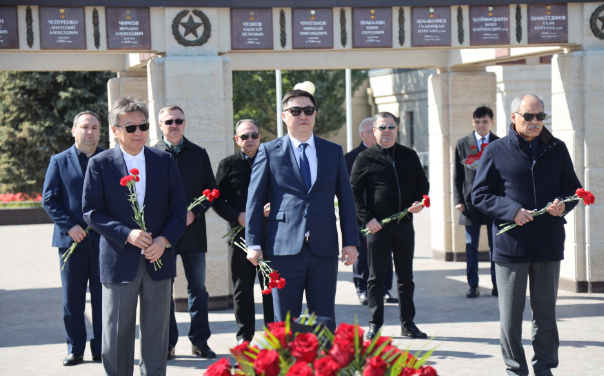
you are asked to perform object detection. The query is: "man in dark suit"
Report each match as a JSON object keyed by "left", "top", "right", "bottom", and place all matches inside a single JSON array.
[
  {"left": 345, "top": 117, "right": 397, "bottom": 306},
  {"left": 153, "top": 105, "right": 218, "bottom": 360},
  {"left": 213, "top": 119, "right": 274, "bottom": 344},
  {"left": 453, "top": 106, "right": 499, "bottom": 298},
  {"left": 245, "top": 90, "right": 359, "bottom": 330},
  {"left": 83, "top": 96, "right": 187, "bottom": 376},
  {"left": 42, "top": 111, "right": 104, "bottom": 366}
]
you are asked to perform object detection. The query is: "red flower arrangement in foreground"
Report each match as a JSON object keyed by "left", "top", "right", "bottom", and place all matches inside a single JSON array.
[{"left": 205, "top": 319, "right": 438, "bottom": 376}]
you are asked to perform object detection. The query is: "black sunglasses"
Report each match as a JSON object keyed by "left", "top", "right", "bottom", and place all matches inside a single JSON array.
[
  {"left": 515, "top": 112, "right": 547, "bottom": 121},
  {"left": 161, "top": 118, "right": 184, "bottom": 126},
  {"left": 115, "top": 123, "right": 150, "bottom": 133},
  {"left": 374, "top": 124, "right": 397, "bottom": 131},
  {"left": 284, "top": 106, "right": 316, "bottom": 116},
  {"left": 238, "top": 132, "right": 259, "bottom": 141}
]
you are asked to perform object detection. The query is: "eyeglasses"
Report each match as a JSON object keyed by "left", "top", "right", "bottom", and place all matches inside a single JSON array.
[
  {"left": 515, "top": 112, "right": 547, "bottom": 122},
  {"left": 237, "top": 132, "right": 259, "bottom": 141},
  {"left": 373, "top": 124, "right": 397, "bottom": 131},
  {"left": 115, "top": 123, "right": 150, "bottom": 133},
  {"left": 161, "top": 118, "right": 184, "bottom": 126},
  {"left": 284, "top": 106, "right": 316, "bottom": 116}
]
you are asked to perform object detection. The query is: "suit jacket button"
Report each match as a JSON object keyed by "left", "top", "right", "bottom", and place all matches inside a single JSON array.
[{"left": 306, "top": 203, "right": 310, "bottom": 207}]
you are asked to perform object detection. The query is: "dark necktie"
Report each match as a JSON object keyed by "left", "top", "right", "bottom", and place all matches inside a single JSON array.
[
  {"left": 299, "top": 143, "right": 312, "bottom": 191},
  {"left": 479, "top": 137, "right": 485, "bottom": 151}
]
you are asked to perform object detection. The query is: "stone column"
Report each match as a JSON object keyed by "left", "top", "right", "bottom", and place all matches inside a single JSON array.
[
  {"left": 428, "top": 68, "right": 496, "bottom": 262},
  {"left": 552, "top": 50, "right": 604, "bottom": 293},
  {"left": 107, "top": 71, "right": 149, "bottom": 148}
]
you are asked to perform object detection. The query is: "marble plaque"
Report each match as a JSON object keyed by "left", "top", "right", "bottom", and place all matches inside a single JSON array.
[
  {"left": 106, "top": 8, "right": 151, "bottom": 50},
  {"left": 231, "top": 9, "right": 273, "bottom": 50},
  {"left": 0, "top": 6, "right": 18, "bottom": 49},
  {"left": 528, "top": 4, "right": 568, "bottom": 44},
  {"left": 411, "top": 7, "right": 451, "bottom": 47},
  {"left": 470, "top": 6, "right": 510, "bottom": 46},
  {"left": 39, "top": 7, "right": 86, "bottom": 50},
  {"left": 292, "top": 8, "right": 333, "bottom": 49},
  {"left": 352, "top": 8, "right": 392, "bottom": 48}
]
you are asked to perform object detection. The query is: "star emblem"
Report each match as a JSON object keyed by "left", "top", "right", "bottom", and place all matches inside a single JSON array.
[
  {"left": 180, "top": 15, "right": 203, "bottom": 38},
  {"left": 598, "top": 15, "right": 604, "bottom": 31}
]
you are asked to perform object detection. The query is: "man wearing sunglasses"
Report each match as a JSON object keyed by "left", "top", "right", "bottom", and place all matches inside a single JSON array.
[
  {"left": 213, "top": 119, "right": 274, "bottom": 345},
  {"left": 245, "top": 90, "right": 359, "bottom": 331},
  {"left": 453, "top": 106, "right": 499, "bottom": 299},
  {"left": 472, "top": 94, "right": 581, "bottom": 376},
  {"left": 42, "top": 111, "right": 104, "bottom": 366},
  {"left": 350, "top": 112, "right": 430, "bottom": 340},
  {"left": 83, "top": 96, "right": 187, "bottom": 375},
  {"left": 153, "top": 105, "right": 218, "bottom": 360}
]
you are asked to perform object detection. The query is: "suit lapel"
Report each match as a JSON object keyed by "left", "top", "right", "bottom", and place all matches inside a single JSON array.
[
  {"left": 311, "top": 136, "right": 327, "bottom": 192},
  {"left": 67, "top": 145, "right": 84, "bottom": 179},
  {"left": 143, "top": 147, "right": 157, "bottom": 206},
  {"left": 109, "top": 145, "right": 128, "bottom": 181},
  {"left": 279, "top": 135, "right": 307, "bottom": 191}
]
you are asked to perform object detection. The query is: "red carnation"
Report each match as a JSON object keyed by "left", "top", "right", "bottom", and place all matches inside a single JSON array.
[
  {"left": 269, "top": 281, "right": 278, "bottom": 289},
  {"left": 129, "top": 168, "right": 139, "bottom": 176},
  {"left": 470, "top": 145, "right": 476, "bottom": 150},
  {"left": 417, "top": 366, "right": 438, "bottom": 376},
  {"left": 203, "top": 189, "right": 212, "bottom": 198},
  {"left": 211, "top": 189, "right": 220, "bottom": 199},
  {"left": 267, "top": 322, "right": 290, "bottom": 348},
  {"left": 120, "top": 176, "right": 129, "bottom": 186},
  {"left": 261, "top": 287, "right": 272, "bottom": 295},
  {"left": 135, "top": 175, "right": 140, "bottom": 182},
  {"left": 269, "top": 271, "right": 280, "bottom": 282},
  {"left": 287, "top": 361, "right": 314, "bottom": 376},
  {"left": 253, "top": 350, "right": 281, "bottom": 376},
  {"left": 576, "top": 188, "right": 586, "bottom": 198},
  {"left": 277, "top": 278, "right": 286, "bottom": 289},
  {"left": 313, "top": 357, "right": 340, "bottom": 376},
  {"left": 422, "top": 195, "right": 430, "bottom": 208},
  {"left": 334, "top": 322, "right": 364, "bottom": 343},
  {"left": 289, "top": 333, "right": 319, "bottom": 363},
  {"left": 205, "top": 357, "right": 231, "bottom": 376},
  {"left": 329, "top": 336, "right": 355, "bottom": 368},
  {"left": 584, "top": 192, "right": 596, "bottom": 206},
  {"left": 362, "top": 356, "right": 388, "bottom": 376},
  {"left": 399, "top": 368, "right": 420, "bottom": 376}
]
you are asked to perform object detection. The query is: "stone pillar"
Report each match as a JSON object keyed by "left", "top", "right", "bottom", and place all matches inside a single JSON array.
[
  {"left": 107, "top": 71, "right": 149, "bottom": 148},
  {"left": 428, "top": 68, "right": 496, "bottom": 262},
  {"left": 552, "top": 50, "right": 604, "bottom": 293}
]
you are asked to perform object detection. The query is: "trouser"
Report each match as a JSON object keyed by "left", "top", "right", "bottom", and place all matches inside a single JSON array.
[
  {"left": 230, "top": 239, "right": 274, "bottom": 342},
  {"left": 367, "top": 221, "right": 415, "bottom": 328},
  {"left": 58, "top": 245, "right": 102, "bottom": 356},
  {"left": 353, "top": 232, "right": 394, "bottom": 296},
  {"left": 496, "top": 261, "right": 560, "bottom": 376},
  {"left": 168, "top": 250, "right": 211, "bottom": 347},
  {"left": 102, "top": 255, "right": 171, "bottom": 376},
  {"left": 465, "top": 222, "right": 497, "bottom": 289},
  {"left": 269, "top": 241, "right": 338, "bottom": 332}
]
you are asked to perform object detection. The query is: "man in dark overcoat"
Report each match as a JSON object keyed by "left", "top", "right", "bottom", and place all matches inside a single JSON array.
[
  {"left": 472, "top": 94, "right": 582, "bottom": 376},
  {"left": 154, "top": 105, "right": 218, "bottom": 360},
  {"left": 453, "top": 106, "right": 499, "bottom": 298}
]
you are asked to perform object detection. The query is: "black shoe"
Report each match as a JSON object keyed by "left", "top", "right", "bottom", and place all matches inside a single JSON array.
[
  {"left": 167, "top": 346, "right": 175, "bottom": 360},
  {"left": 92, "top": 354, "right": 102, "bottom": 362},
  {"left": 491, "top": 288, "right": 498, "bottom": 297},
  {"left": 192, "top": 343, "right": 216, "bottom": 358},
  {"left": 466, "top": 286, "right": 480, "bottom": 298},
  {"left": 401, "top": 322, "right": 428, "bottom": 339},
  {"left": 366, "top": 325, "right": 380, "bottom": 340},
  {"left": 359, "top": 294, "right": 368, "bottom": 305},
  {"left": 384, "top": 291, "right": 399, "bottom": 303},
  {"left": 63, "top": 354, "right": 83, "bottom": 366}
]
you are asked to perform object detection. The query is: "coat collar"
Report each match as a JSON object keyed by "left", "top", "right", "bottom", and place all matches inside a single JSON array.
[{"left": 67, "top": 145, "right": 84, "bottom": 179}]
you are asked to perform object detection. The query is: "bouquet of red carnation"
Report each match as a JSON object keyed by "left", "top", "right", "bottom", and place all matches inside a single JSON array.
[
  {"left": 121, "top": 168, "right": 162, "bottom": 271},
  {"left": 461, "top": 144, "right": 489, "bottom": 170},
  {"left": 189, "top": 189, "right": 219, "bottom": 211},
  {"left": 206, "top": 318, "right": 438, "bottom": 376},
  {"left": 497, "top": 188, "right": 596, "bottom": 235},
  {"left": 233, "top": 240, "right": 285, "bottom": 295},
  {"left": 362, "top": 195, "right": 430, "bottom": 236}
]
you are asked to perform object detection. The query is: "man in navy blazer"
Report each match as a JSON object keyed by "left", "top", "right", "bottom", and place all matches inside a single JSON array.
[
  {"left": 83, "top": 96, "right": 187, "bottom": 376},
  {"left": 245, "top": 90, "right": 359, "bottom": 330},
  {"left": 42, "top": 111, "right": 104, "bottom": 366}
]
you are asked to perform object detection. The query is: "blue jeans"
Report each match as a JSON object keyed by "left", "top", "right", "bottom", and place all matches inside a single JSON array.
[
  {"left": 465, "top": 223, "right": 496, "bottom": 289},
  {"left": 169, "top": 251, "right": 210, "bottom": 347}
]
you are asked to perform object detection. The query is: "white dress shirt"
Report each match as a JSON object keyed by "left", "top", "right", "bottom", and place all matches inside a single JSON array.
[
  {"left": 288, "top": 133, "right": 317, "bottom": 187},
  {"left": 120, "top": 146, "right": 146, "bottom": 208},
  {"left": 474, "top": 132, "right": 490, "bottom": 152}
]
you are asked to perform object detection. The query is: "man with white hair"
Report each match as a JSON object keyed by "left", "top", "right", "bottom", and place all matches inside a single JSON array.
[{"left": 345, "top": 118, "right": 397, "bottom": 306}]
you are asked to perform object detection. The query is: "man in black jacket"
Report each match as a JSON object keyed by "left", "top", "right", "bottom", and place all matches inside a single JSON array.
[
  {"left": 345, "top": 118, "right": 397, "bottom": 306},
  {"left": 154, "top": 105, "right": 218, "bottom": 360},
  {"left": 472, "top": 94, "right": 581, "bottom": 376},
  {"left": 350, "top": 112, "right": 430, "bottom": 340},
  {"left": 212, "top": 119, "right": 274, "bottom": 344},
  {"left": 453, "top": 106, "right": 499, "bottom": 298}
]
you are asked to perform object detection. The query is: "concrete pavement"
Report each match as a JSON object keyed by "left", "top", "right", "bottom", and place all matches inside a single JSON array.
[{"left": 1, "top": 210, "right": 603, "bottom": 375}]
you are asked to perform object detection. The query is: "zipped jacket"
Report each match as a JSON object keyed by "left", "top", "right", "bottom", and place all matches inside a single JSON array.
[
  {"left": 472, "top": 123, "right": 582, "bottom": 263},
  {"left": 350, "top": 143, "right": 429, "bottom": 225}
]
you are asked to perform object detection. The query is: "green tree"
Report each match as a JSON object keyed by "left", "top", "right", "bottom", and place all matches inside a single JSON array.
[
  {"left": 0, "top": 71, "right": 115, "bottom": 194},
  {"left": 233, "top": 70, "right": 367, "bottom": 139}
]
